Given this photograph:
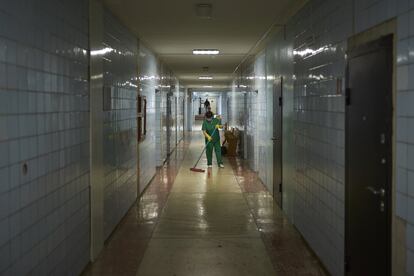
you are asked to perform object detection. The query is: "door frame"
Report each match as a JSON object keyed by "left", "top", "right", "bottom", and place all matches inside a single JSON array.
[
  {"left": 345, "top": 20, "right": 397, "bottom": 275},
  {"left": 273, "top": 77, "right": 283, "bottom": 207}
]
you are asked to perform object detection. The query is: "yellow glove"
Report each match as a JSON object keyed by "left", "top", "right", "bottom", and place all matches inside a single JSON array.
[
  {"left": 206, "top": 135, "right": 213, "bottom": 142},
  {"left": 215, "top": 124, "right": 223, "bottom": 129}
]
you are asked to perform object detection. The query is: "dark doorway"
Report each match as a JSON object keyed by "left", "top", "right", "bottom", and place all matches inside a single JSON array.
[
  {"left": 272, "top": 77, "right": 283, "bottom": 207},
  {"left": 345, "top": 35, "right": 393, "bottom": 275}
]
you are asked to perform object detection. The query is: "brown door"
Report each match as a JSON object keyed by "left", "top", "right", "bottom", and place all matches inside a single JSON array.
[
  {"left": 345, "top": 35, "right": 393, "bottom": 275},
  {"left": 273, "top": 77, "right": 283, "bottom": 207}
]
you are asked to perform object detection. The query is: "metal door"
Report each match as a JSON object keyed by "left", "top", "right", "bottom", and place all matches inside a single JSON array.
[
  {"left": 345, "top": 35, "right": 393, "bottom": 275},
  {"left": 272, "top": 77, "right": 283, "bottom": 206}
]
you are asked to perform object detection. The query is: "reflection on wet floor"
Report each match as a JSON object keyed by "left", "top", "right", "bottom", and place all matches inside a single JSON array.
[
  {"left": 228, "top": 159, "right": 328, "bottom": 275},
  {"left": 83, "top": 133, "right": 327, "bottom": 276}
]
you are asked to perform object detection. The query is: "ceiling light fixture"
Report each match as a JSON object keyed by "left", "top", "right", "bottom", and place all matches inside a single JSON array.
[
  {"left": 199, "top": 76, "right": 213, "bottom": 80},
  {"left": 203, "top": 85, "right": 213, "bottom": 88},
  {"left": 193, "top": 49, "right": 220, "bottom": 55},
  {"left": 195, "top": 4, "right": 213, "bottom": 19}
]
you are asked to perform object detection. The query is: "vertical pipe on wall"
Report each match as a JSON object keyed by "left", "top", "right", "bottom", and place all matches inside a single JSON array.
[{"left": 89, "top": 0, "right": 105, "bottom": 261}]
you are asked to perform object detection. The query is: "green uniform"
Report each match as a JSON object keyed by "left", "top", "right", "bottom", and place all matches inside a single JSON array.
[{"left": 202, "top": 118, "right": 223, "bottom": 166}]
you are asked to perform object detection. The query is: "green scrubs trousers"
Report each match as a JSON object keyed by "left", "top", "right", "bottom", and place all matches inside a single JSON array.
[
  {"left": 206, "top": 140, "right": 222, "bottom": 166},
  {"left": 202, "top": 117, "right": 223, "bottom": 166}
]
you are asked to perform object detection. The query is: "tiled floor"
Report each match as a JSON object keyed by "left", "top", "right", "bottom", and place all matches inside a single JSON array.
[
  {"left": 83, "top": 132, "right": 327, "bottom": 276},
  {"left": 82, "top": 140, "right": 188, "bottom": 276},
  {"left": 228, "top": 159, "right": 328, "bottom": 275}
]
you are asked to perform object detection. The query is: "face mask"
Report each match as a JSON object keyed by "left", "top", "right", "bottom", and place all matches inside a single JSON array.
[{"left": 206, "top": 118, "right": 212, "bottom": 122}]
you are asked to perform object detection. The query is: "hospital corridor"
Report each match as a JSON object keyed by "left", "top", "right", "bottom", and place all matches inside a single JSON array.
[{"left": 0, "top": 0, "right": 413, "bottom": 275}]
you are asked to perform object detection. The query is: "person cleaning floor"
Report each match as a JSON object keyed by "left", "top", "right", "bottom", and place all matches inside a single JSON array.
[{"left": 202, "top": 111, "right": 224, "bottom": 168}]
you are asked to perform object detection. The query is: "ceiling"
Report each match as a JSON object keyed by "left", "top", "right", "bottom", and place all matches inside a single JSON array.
[{"left": 103, "top": 0, "right": 306, "bottom": 89}]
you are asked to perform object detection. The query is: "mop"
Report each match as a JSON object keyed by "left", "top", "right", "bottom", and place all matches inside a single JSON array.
[{"left": 190, "top": 128, "right": 218, "bottom": 173}]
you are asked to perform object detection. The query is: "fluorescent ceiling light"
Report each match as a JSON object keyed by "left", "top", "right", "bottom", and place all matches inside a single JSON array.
[
  {"left": 199, "top": 76, "right": 213, "bottom": 80},
  {"left": 195, "top": 4, "right": 213, "bottom": 19},
  {"left": 203, "top": 85, "right": 213, "bottom": 88},
  {"left": 193, "top": 49, "right": 220, "bottom": 55},
  {"left": 91, "top": 47, "right": 114, "bottom": 56}
]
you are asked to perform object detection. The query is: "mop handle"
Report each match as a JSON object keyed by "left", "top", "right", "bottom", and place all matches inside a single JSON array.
[{"left": 193, "top": 127, "right": 218, "bottom": 168}]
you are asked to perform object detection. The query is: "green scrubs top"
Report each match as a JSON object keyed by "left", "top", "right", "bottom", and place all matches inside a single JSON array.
[{"left": 202, "top": 118, "right": 221, "bottom": 143}]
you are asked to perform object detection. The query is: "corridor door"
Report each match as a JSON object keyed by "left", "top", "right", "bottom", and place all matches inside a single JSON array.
[
  {"left": 272, "top": 77, "right": 283, "bottom": 207},
  {"left": 345, "top": 35, "right": 393, "bottom": 275}
]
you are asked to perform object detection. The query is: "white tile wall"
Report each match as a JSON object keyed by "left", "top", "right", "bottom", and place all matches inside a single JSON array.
[
  {"left": 290, "top": 2, "right": 349, "bottom": 273},
  {"left": 245, "top": 68, "right": 258, "bottom": 171},
  {"left": 218, "top": 93, "right": 229, "bottom": 125},
  {"left": 228, "top": 82, "right": 246, "bottom": 130},
  {"left": 397, "top": 3, "right": 414, "bottom": 274},
  {"left": 158, "top": 70, "right": 172, "bottom": 164},
  {"left": 137, "top": 44, "right": 184, "bottom": 182},
  {"left": 138, "top": 44, "right": 158, "bottom": 193},
  {"left": 229, "top": 0, "right": 414, "bottom": 274},
  {"left": 228, "top": 80, "right": 248, "bottom": 157},
  {"left": 0, "top": 0, "right": 90, "bottom": 274},
  {"left": 101, "top": 11, "right": 138, "bottom": 239},
  {"left": 230, "top": 63, "right": 258, "bottom": 167},
  {"left": 170, "top": 82, "right": 178, "bottom": 153},
  {"left": 177, "top": 87, "right": 185, "bottom": 143},
  {"left": 255, "top": 53, "right": 271, "bottom": 188},
  {"left": 144, "top": 64, "right": 180, "bottom": 168},
  {"left": 155, "top": 87, "right": 166, "bottom": 167},
  {"left": 0, "top": 0, "right": 186, "bottom": 272},
  {"left": 264, "top": 30, "right": 297, "bottom": 216}
]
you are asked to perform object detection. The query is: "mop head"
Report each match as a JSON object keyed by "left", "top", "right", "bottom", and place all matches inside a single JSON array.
[{"left": 190, "top": 167, "right": 205, "bottom": 173}]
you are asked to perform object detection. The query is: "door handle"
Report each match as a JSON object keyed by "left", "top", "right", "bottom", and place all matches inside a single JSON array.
[
  {"left": 271, "top": 137, "right": 278, "bottom": 141},
  {"left": 366, "top": 186, "right": 386, "bottom": 197}
]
